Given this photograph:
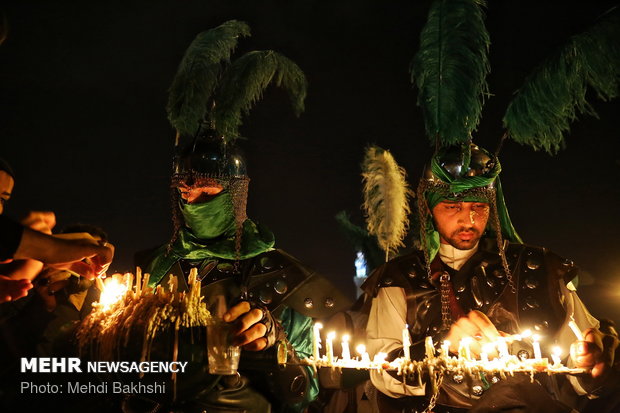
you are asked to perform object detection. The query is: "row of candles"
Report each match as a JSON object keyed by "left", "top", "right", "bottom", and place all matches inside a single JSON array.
[{"left": 310, "top": 318, "right": 586, "bottom": 370}]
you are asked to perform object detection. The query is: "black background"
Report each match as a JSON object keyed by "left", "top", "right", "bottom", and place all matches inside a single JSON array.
[{"left": 1, "top": 1, "right": 619, "bottom": 323}]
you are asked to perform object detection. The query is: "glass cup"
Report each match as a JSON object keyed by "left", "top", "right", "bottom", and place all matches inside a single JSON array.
[{"left": 207, "top": 319, "right": 241, "bottom": 375}]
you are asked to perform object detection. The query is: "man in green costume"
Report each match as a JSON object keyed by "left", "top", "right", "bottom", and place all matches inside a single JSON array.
[
  {"left": 135, "top": 128, "right": 349, "bottom": 413},
  {"left": 365, "top": 144, "right": 619, "bottom": 413}
]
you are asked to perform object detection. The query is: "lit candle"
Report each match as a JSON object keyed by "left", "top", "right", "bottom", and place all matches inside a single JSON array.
[
  {"left": 480, "top": 343, "right": 493, "bottom": 362},
  {"left": 357, "top": 344, "right": 371, "bottom": 363},
  {"left": 498, "top": 338, "right": 509, "bottom": 359},
  {"left": 326, "top": 331, "right": 336, "bottom": 365},
  {"left": 551, "top": 346, "right": 562, "bottom": 367},
  {"left": 532, "top": 334, "right": 542, "bottom": 359},
  {"left": 568, "top": 318, "right": 585, "bottom": 341},
  {"left": 402, "top": 324, "right": 411, "bottom": 360},
  {"left": 459, "top": 337, "right": 472, "bottom": 360},
  {"left": 312, "top": 323, "right": 323, "bottom": 360},
  {"left": 425, "top": 336, "right": 435, "bottom": 359},
  {"left": 442, "top": 340, "right": 451, "bottom": 358},
  {"left": 521, "top": 329, "right": 532, "bottom": 339},
  {"left": 341, "top": 334, "right": 351, "bottom": 361}
]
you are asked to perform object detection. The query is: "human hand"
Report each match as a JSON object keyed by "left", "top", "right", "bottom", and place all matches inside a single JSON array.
[
  {"left": 223, "top": 301, "right": 270, "bottom": 351},
  {"left": 571, "top": 328, "right": 618, "bottom": 388},
  {"left": 49, "top": 233, "right": 114, "bottom": 279},
  {"left": 445, "top": 310, "right": 501, "bottom": 358},
  {"left": 0, "top": 275, "right": 32, "bottom": 303},
  {"left": 20, "top": 211, "right": 56, "bottom": 234}
]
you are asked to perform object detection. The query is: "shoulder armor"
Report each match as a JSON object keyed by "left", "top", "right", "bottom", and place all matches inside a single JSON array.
[
  {"left": 363, "top": 251, "right": 431, "bottom": 297},
  {"left": 505, "top": 243, "right": 575, "bottom": 337},
  {"left": 246, "top": 249, "right": 352, "bottom": 319}
]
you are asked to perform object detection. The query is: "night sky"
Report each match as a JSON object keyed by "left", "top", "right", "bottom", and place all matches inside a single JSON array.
[{"left": 1, "top": 1, "right": 619, "bottom": 323}]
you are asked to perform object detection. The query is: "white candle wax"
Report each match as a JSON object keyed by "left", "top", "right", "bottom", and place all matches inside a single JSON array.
[
  {"left": 402, "top": 324, "right": 411, "bottom": 360},
  {"left": 551, "top": 346, "right": 562, "bottom": 367},
  {"left": 341, "top": 334, "right": 351, "bottom": 361},
  {"left": 532, "top": 334, "right": 542, "bottom": 359},
  {"left": 480, "top": 343, "right": 494, "bottom": 362},
  {"left": 498, "top": 338, "right": 509, "bottom": 359},
  {"left": 459, "top": 337, "right": 472, "bottom": 360},
  {"left": 442, "top": 340, "right": 451, "bottom": 358},
  {"left": 326, "top": 331, "right": 336, "bottom": 365},
  {"left": 568, "top": 319, "right": 585, "bottom": 341},
  {"left": 425, "top": 336, "right": 435, "bottom": 359},
  {"left": 312, "top": 323, "right": 323, "bottom": 360}
]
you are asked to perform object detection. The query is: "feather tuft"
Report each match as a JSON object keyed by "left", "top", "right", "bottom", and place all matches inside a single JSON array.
[
  {"left": 503, "top": 7, "right": 620, "bottom": 154},
  {"left": 166, "top": 20, "right": 251, "bottom": 138},
  {"left": 411, "top": 0, "right": 490, "bottom": 147},
  {"left": 361, "top": 146, "right": 413, "bottom": 261},
  {"left": 212, "top": 50, "right": 307, "bottom": 143}
]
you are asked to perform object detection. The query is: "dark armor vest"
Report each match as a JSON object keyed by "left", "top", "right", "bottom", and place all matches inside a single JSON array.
[{"left": 363, "top": 238, "right": 579, "bottom": 412}]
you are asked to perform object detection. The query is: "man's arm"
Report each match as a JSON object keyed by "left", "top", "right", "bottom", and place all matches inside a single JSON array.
[
  {"left": 14, "top": 229, "right": 113, "bottom": 278},
  {"left": 366, "top": 286, "right": 426, "bottom": 397}
]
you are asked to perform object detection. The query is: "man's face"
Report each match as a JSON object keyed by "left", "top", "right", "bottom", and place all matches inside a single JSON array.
[
  {"left": 432, "top": 201, "right": 490, "bottom": 250},
  {"left": 178, "top": 178, "right": 224, "bottom": 204},
  {"left": 0, "top": 171, "right": 14, "bottom": 215}
]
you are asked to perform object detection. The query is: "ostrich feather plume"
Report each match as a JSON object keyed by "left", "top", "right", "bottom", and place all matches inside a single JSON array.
[
  {"left": 213, "top": 50, "right": 307, "bottom": 143},
  {"left": 166, "top": 20, "right": 251, "bottom": 138},
  {"left": 361, "top": 146, "right": 413, "bottom": 261},
  {"left": 410, "top": 0, "right": 490, "bottom": 147},
  {"left": 503, "top": 7, "right": 620, "bottom": 154}
]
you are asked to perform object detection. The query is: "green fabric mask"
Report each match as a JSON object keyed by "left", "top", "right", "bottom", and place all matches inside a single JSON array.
[
  {"left": 180, "top": 191, "right": 236, "bottom": 239},
  {"left": 147, "top": 192, "right": 275, "bottom": 286}
]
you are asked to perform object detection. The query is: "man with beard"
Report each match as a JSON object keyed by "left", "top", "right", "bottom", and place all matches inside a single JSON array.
[{"left": 364, "top": 144, "right": 618, "bottom": 413}]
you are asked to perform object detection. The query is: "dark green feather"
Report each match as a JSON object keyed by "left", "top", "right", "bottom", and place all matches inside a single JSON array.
[
  {"left": 167, "top": 20, "right": 251, "bottom": 137},
  {"left": 212, "top": 50, "right": 307, "bottom": 142},
  {"left": 504, "top": 7, "right": 620, "bottom": 154},
  {"left": 411, "top": 0, "right": 490, "bottom": 147}
]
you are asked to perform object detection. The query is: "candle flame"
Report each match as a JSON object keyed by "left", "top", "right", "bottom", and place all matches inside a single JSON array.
[
  {"left": 342, "top": 334, "right": 350, "bottom": 342},
  {"left": 552, "top": 346, "right": 562, "bottom": 357},
  {"left": 482, "top": 343, "right": 495, "bottom": 353},
  {"left": 98, "top": 278, "right": 128, "bottom": 311},
  {"left": 373, "top": 352, "right": 387, "bottom": 363},
  {"left": 327, "top": 331, "right": 336, "bottom": 340},
  {"left": 532, "top": 334, "right": 541, "bottom": 342},
  {"left": 521, "top": 329, "right": 532, "bottom": 338},
  {"left": 356, "top": 344, "right": 366, "bottom": 354}
]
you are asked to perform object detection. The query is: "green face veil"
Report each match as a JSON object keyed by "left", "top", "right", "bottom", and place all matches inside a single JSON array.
[
  {"left": 417, "top": 144, "right": 522, "bottom": 277},
  {"left": 147, "top": 190, "right": 275, "bottom": 286},
  {"left": 180, "top": 191, "right": 236, "bottom": 239}
]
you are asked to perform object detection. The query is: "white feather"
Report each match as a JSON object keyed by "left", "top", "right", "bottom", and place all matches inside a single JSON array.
[{"left": 362, "top": 146, "right": 413, "bottom": 261}]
